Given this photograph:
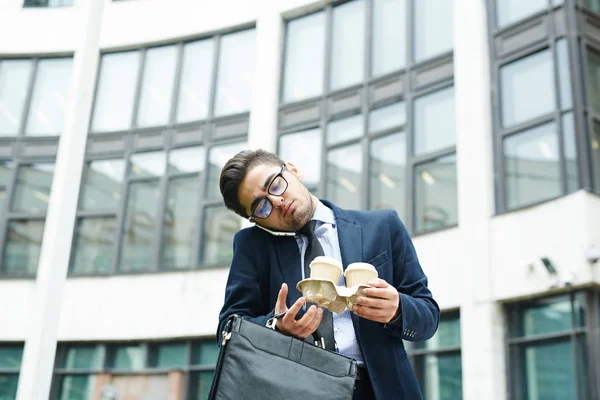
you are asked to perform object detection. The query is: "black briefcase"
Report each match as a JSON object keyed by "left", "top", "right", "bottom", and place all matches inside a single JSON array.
[{"left": 208, "top": 314, "right": 357, "bottom": 400}]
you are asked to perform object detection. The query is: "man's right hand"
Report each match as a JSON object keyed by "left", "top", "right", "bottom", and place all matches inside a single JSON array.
[{"left": 275, "top": 283, "right": 323, "bottom": 339}]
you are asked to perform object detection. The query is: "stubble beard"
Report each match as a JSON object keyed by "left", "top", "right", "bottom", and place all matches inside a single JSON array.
[{"left": 285, "top": 189, "right": 315, "bottom": 232}]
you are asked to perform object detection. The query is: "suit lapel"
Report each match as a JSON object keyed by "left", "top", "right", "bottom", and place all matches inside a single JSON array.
[
  {"left": 335, "top": 218, "right": 363, "bottom": 271},
  {"left": 274, "top": 236, "right": 303, "bottom": 306}
]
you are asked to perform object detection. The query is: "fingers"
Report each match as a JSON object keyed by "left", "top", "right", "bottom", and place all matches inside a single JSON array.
[
  {"left": 367, "top": 278, "right": 390, "bottom": 289},
  {"left": 275, "top": 283, "right": 288, "bottom": 314},
  {"left": 279, "top": 300, "right": 323, "bottom": 339},
  {"left": 361, "top": 284, "right": 395, "bottom": 300},
  {"left": 282, "top": 297, "right": 305, "bottom": 325}
]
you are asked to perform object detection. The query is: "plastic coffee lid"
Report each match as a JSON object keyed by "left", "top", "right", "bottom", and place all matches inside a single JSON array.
[
  {"left": 310, "top": 255, "right": 343, "bottom": 270},
  {"left": 345, "top": 262, "right": 376, "bottom": 271}
]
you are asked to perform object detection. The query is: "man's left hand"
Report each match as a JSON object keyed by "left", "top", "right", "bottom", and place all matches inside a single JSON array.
[{"left": 351, "top": 278, "right": 400, "bottom": 323}]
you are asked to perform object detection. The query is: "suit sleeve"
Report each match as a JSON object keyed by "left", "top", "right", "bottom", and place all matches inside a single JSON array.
[
  {"left": 215, "top": 229, "right": 275, "bottom": 345},
  {"left": 383, "top": 210, "right": 440, "bottom": 341}
]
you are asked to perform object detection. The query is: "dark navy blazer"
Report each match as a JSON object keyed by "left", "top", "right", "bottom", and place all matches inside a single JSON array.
[{"left": 217, "top": 200, "right": 440, "bottom": 400}]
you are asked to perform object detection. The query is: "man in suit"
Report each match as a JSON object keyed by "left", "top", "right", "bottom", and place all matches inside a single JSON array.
[{"left": 217, "top": 149, "right": 439, "bottom": 400}]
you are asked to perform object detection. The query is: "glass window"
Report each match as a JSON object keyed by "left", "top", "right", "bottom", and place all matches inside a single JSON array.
[
  {"left": 80, "top": 159, "right": 125, "bottom": 210},
  {"left": 278, "top": 129, "right": 322, "bottom": 188},
  {"left": 416, "top": 315, "right": 461, "bottom": 351},
  {"left": 0, "top": 374, "right": 19, "bottom": 399},
  {"left": 369, "top": 102, "right": 406, "bottom": 134},
  {"left": 25, "top": 58, "right": 73, "bottom": 136},
  {"left": 501, "top": 50, "right": 555, "bottom": 128},
  {"left": 372, "top": 0, "right": 406, "bottom": 77},
  {"left": 162, "top": 176, "right": 200, "bottom": 269},
  {"left": 0, "top": 162, "right": 12, "bottom": 212},
  {"left": 327, "top": 114, "right": 363, "bottom": 146},
  {"left": 214, "top": 30, "right": 256, "bottom": 116},
  {"left": 556, "top": 39, "right": 573, "bottom": 111},
  {"left": 206, "top": 142, "right": 247, "bottom": 200},
  {"left": 129, "top": 151, "right": 166, "bottom": 178},
  {"left": 192, "top": 341, "right": 219, "bottom": 366},
  {"left": 3, "top": 219, "right": 45, "bottom": 276},
  {"left": 110, "top": 345, "right": 145, "bottom": 371},
  {"left": 152, "top": 343, "right": 186, "bottom": 369},
  {"left": 58, "top": 375, "right": 94, "bottom": 400},
  {"left": 168, "top": 146, "right": 205, "bottom": 174},
  {"left": 71, "top": 217, "right": 116, "bottom": 274},
  {"left": 326, "top": 145, "right": 362, "bottom": 210},
  {"left": 414, "top": 87, "right": 455, "bottom": 155},
  {"left": 176, "top": 40, "right": 215, "bottom": 123},
  {"left": 23, "top": 0, "right": 73, "bottom": 6},
  {"left": 0, "top": 345, "right": 22, "bottom": 400},
  {"left": 504, "top": 123, "right": 560, "bottom": 209},
  {"left": 330, "top": 0, "right": 365, "bottom": 90},
  {"left": 190, "top": 371, "right": 215, "bottom": 400},
  {"left": 202, "top": 206, "right": 241, "bottom": 265},
  {"left": 91, "top": 51, "right": 141, "bottom": 132},
  {"left": 283, "top": 12, "right": 325, "bottom": 103},
  {"left": 62, "top": 346, "right": 101, "bottom": 370},
  {"left": 496, "top": 0, "right": 547, "bottom": 28},
  {"left": 414, "top": 155, "right": 458, "bottom": 233},
  {"left": 0, "top": 60, "right": 32, "bottom": 136},
  {"left": 0, "top": 345, "right": 23, "bottom": 369},
  {"left": 136, "top": 46, "right": 178, "bottom": 128},
  {"left": 587, "top": 50, "right": 600, "bottom": 114},
  {"left": 119, "top": 180, "right": 161, "bottom": 272},
  {"left": 562, "top": 113, "right": 579, "bottom": 193},
  {"left": 510, "top": 297, "right": 585, "bottom": 338},
  {"left": 593, "top": 121, "right": 600, "bottom": 192},
  {"left": 370, "top": 133, "right": 406, "bottom": 218},
  {"left": 413, "top": 0, "right": 453, "bottom": 62},
  {"left": 583, "top": 0, "right": 600, "bottom": 13},
  {"left": 11, "top": 163, "right": 54, "bottom": 214}
]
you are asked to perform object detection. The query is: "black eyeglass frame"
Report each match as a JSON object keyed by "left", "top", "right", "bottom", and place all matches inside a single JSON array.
[{"left": 249, "top": 164, "right": 289, "bottom": 220}]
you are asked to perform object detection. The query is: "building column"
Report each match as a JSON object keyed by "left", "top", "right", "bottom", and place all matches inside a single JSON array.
[
  {"left": 453, "top": 0, "right": 507, "bottom": 399},
  {"left": 15, "top": 0, "right": 105, "bottom": 399},
  {"left": 247, "top": 1, "right": 283, "bottom": 153}
]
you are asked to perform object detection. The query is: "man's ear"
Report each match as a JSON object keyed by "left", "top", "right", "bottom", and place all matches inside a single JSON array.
[{"left": 285, "top": 161, "right": 304, "bottom": 181}]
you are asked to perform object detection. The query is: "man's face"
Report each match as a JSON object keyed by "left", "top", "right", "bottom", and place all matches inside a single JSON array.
[{"left": 238, "top": 162, "right": 315, "bottom": 232}]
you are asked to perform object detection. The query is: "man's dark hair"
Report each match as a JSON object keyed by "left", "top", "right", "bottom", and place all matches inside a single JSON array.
[{"left": 220, "top": 149, "right": 284, "bottom": 217}]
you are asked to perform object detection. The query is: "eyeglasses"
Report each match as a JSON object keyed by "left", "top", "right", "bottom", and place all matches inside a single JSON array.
[{"left": 250, "top": 165, "right": 289, "bottom": 220}]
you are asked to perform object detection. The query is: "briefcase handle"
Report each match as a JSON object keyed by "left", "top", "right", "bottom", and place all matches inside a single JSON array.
[{"left": 266, "top": 311, "right": 326, "bottom": 349}]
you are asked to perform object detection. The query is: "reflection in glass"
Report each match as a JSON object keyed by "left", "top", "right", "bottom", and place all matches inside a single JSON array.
[
  {"left": 501, "top": 50, "right": 555, "bottom": 128},
  {"left": 511, "top": 299, "right": 581, "bottom": 338},
  {"left": 25, "top": 58, "right": 73, "bottom": 136},
  {"left": 556, "top": 39, "right": 573, "bottom": 111},
  {"left": 193, "top": 341, "right": 220, "bottom": 365},
  {"left": 327, "top": 114, "right": 362, "bottom": 145},
  {"left": 136, "top": 46, "right": 178, "bottom": 128},
  {"left": 327, "top": 145, "right": 362, "bottom": 210},
  {"left": 496, "top": 0, "right": 546, "bottom": 28},
  {"left": 0, "top": 346, "right": 23, "bottom": 368},
  {"left": 206, "top": 142, "right": 247, "bottom": 200},
  {"left": 593, "top": 121, "right": 600, "bottom": 193},
  {"left": 283, "top": 12, "right": 325, "bottom": 103},
  {"left": 153, "top": 343, "right": 186, "bottom": 368},
  {"left": 3, "top": 219, "right": 45, "bottom": 276},
  {"left": 504, "top": 123, "right": 560, "bottom": 209},
  {"left": 91, "top": 51, "right": 141, "bottom": 132},
  {"left": 59, "top": 375, "right": 93, "bottom": 400},
  {"left": 162, "top": 176, "right": 200, "bottom": 269},
  {"left": 0, "top": 374, "right": 18, "bottom": 399},
  {"left": 71, "top": 217, "right": 116, "bottom": 274},
  {"left": 415, "top": 353, "right": 462, "bottom": 400},
  {"left": 330, "top": 0, "right": 365, "bottom": 90},
  {"left": 0, "top": 162, "right": 12, "bottom": 212},
  {"left": 562, "top": 113, "right": 578, "bottom": 193},
  {"left": 518, "top": 341, "right": 577, "bottom": 400},
  {"left": 177, "top": 40, "right": 214, "bottom": 122},
  {"left": 202, "top": 206, "right": 241, "bottom": 265},
  {"left": 372, "top": 0, "right": 406, "bottom": 77},
  {"left": 11, "top": 163, "right": 54, "bottom": 214},
  {"left": 0, "top": 60, "right": 32, "bottom": 136},
  {"left": 416, "top": 314, "right": 461, "bottom": 350},
  {"left": 414, "top": 87, "right": 455, "bottom": 155},
  {"left": 369, "top": 102, "right": 406, "bottom": 133},
  {"left": 414, "top": 155, "right": 457, "bottom": 233},
  {"left": 278, "top": 129, "right": 322, "bottom": 187},
  {"left": 370, "top": 133, "right": 405, "bottom": 219},
  {"left": 63, "top": 346, "right": 101, "bottom": 370},
  {"left": 129, "top": 152, "right": 166, "bottom": 178},
  {"left": 583, "top": 0, "right": 600, "bottom": 13},
  {"left": 111, "top": 345, "right": 144, "bottom": 371},
  {"left": 168, "top": 146, "right": 205, "bottom": 174},
  {"left": 588, "top": 50, "right": 600, "bottom": 114},
  {"left": 414, "top": 0, "right": 453, "bottom": 62},
  {"left": 214, "top": 30, "right": 256, "bottom": 116},
  {"left": 80, "top": 159, "right": 125, "bottom": 210},
  {"left": 120, "top": 181, "right": 160, "bottom": 271},
  {"left": 191, "top": 371, "right": 215, "bottom": 400}
]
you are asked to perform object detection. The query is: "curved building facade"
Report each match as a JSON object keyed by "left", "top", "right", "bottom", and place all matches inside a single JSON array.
[{"left": 0, "top": 0, "right": 599, "bottom": 399}]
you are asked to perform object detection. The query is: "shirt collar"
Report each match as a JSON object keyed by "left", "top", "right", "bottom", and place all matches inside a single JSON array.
[{"left": 312, "top": 199, "right": 335, "bottom": 226}]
